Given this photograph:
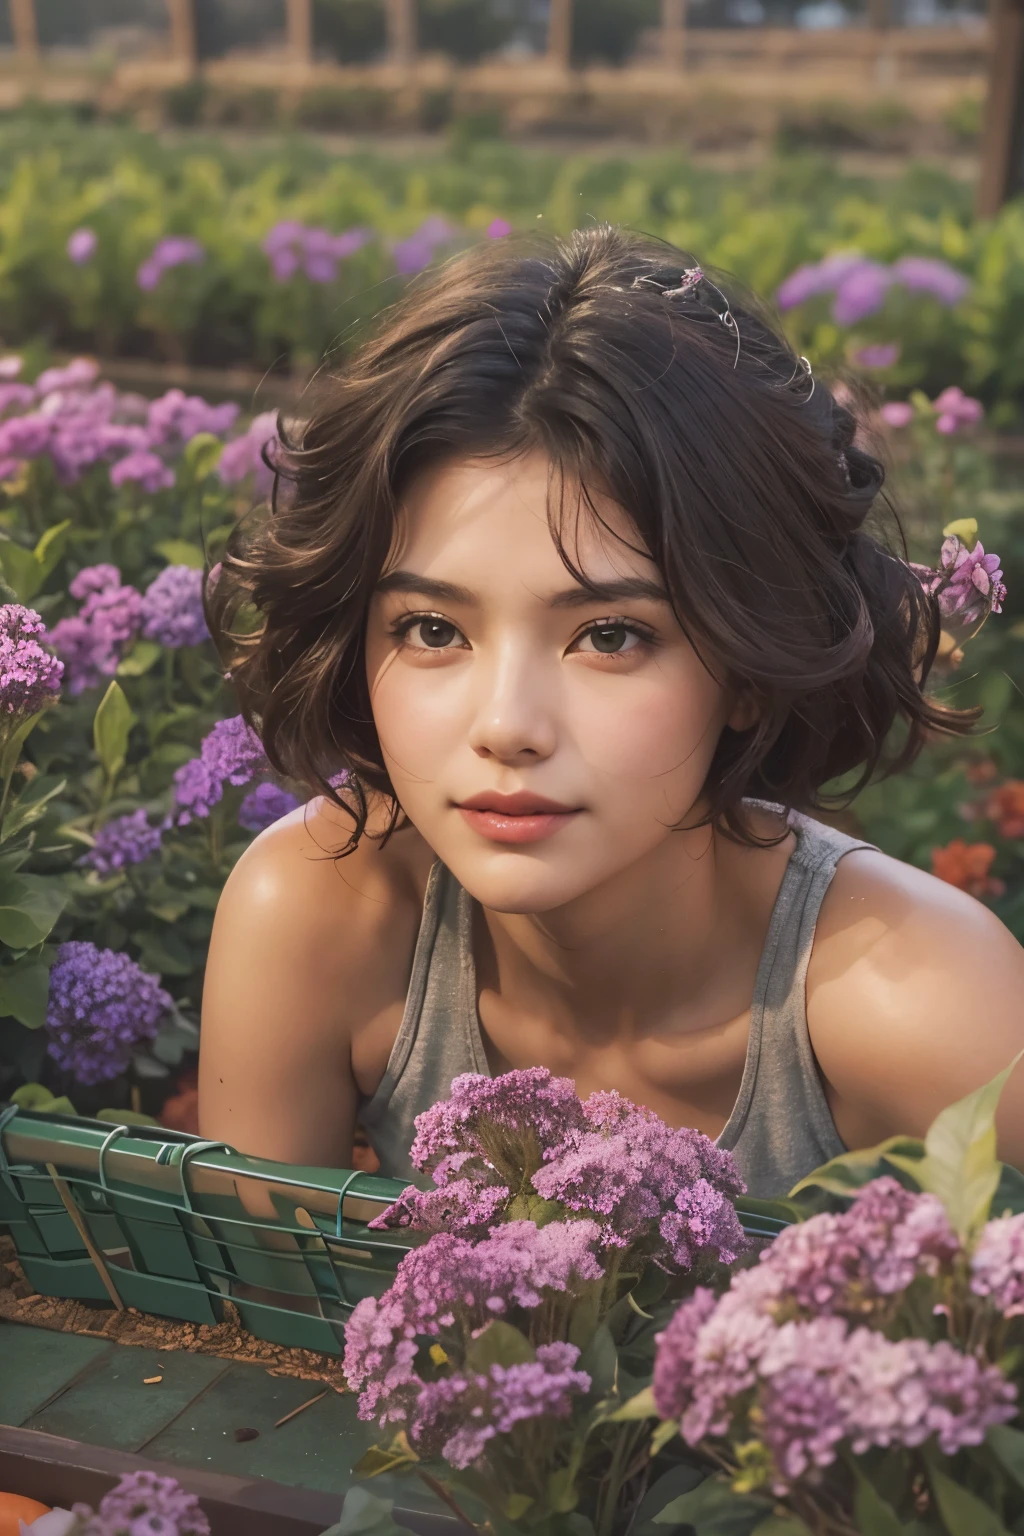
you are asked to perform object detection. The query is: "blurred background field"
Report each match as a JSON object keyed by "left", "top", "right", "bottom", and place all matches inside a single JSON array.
[{"left": 0, "top": 0, "right": 1020, "bottom": 1139}]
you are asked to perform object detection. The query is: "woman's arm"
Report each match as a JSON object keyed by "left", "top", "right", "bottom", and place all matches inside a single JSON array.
[
  {"left": 809, "top": 849, "right": 1024, "bottom": 1164},
  {"left": 199, "top": 799, "right": 420, "bottom": 1169}
]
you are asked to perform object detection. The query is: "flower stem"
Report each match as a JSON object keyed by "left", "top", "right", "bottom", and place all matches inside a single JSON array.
[{"left": 416, "top": 1471, "right": 479, "bottom": 1532}]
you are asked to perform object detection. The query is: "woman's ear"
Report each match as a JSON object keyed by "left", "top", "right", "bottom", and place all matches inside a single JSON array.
[{"left": 726, "top": 689, "right": 759, "bottom": 733}]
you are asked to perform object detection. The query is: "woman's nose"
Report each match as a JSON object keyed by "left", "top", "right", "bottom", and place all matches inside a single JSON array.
[{"left": 466, "top": 648, "right": 557, "bottom": 763}]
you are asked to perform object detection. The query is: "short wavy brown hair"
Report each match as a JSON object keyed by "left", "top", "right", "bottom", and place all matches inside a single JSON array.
[{"left": 210, "top": 225, "right": 976, "bottom": 852}]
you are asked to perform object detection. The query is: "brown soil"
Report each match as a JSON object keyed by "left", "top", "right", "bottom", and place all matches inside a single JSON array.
[{"left": 0, "top": 1235, "right": 350, "bottom": 1390}]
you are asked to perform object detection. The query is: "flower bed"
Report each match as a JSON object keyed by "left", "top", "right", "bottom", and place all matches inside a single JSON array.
[{"left": 3, "top": 119, "right": 1024, "bottom": 417}]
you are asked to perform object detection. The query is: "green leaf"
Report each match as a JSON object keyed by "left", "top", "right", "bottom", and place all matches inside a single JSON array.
[
  {"left": 751, "top": 1519, "right": 813, "bottom": 1536},
  {"left": 928, "top": 1463, "right": 1011, "bottom": 1536},
  {"left": 1, "top": 776, "right": 68, "bottom": 844},
  {"left": 636, "top": 1464, "right": 707, "bottom": 1525},
  {"left": 0, "top": 955, "right": 52, "bottom": 1027},
  {"left": 0, "top": 708, "right": 48, "bottom": 786},
  {"left": 93, "top": 681, "right": 136, "bottom": 782},
  {"left": 654, "top": 1477, "right": 771, "bottom": 1533},
  {"left": 988, "top": 1424, "right": 1024, "bottom": 1490},
  {"left": 350, "top": 1437, "right": 417, "bottom": 1486},
  {"left": 546, "top": 1466, "right": 580, "bottom": 1515},
  {"left": 0, "top": 540, "right": 39, "bottom": 601},
  {"left": 789, "top": 1136, "right": 925, "bottom": 1199},
  {"left": 33, "top": 519, "right": 71, "bottom": 584},
  {"left": 610, "top": 1385, "right": 658, "bottom": 1421},
  {"left": 319, "top": 1487, "right": 407, "bottom": 1536},
  {"left": 913, "top": 1052, "right": 1024, "bottom": 1241},
  {"left": 95, "top": 1109, "right": 159, "bottom": 1126},
  {"left": 117, "top": 639, "right": 163, "bottom": 677},
  {"left": 504, "top": 1493, "right": 533, "bottom": 1520},
  {"left": 182, "top": 433, "right": 223, "bottom": 482},
  {"left": 465, "top": 1319, "right": 536, "bottom": 1373},
  {"left": 577, "top": 1323, "right": 617, "bottom": 1396},
  {"left": 11, "top": 1082, "right": 77, "bottom": 1116},
  {"left": 0, "top": 870, "right": 67, "bottom": 948},
  {"left": 155, "top": 538, "right": 207, "bottom": 569},
  {"left": 853, "top": 1466, "right": 907, "bottom": 1536}
]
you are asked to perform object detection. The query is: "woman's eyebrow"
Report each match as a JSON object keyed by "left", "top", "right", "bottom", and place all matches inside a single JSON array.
[{"left": 375, "top": 571, "right": 670, "bottom": 608}]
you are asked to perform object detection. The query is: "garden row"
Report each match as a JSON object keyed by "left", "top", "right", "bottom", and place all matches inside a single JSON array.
[{"left": 2, "top": 118, "right": 1024, "bottom": 417}]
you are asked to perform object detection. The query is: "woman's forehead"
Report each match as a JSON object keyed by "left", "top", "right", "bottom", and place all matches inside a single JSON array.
[{"left": 389, "top": 451, "right": 656, "bottom": 588}]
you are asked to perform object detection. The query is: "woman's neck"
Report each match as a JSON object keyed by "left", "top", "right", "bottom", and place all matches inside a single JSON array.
[{"left": 474, "top": 805, "right": 796, "bottom": 1049}]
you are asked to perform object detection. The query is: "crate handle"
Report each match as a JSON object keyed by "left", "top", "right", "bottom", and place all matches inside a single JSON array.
[
  {"left": 169, "top": 1140, "right": 233, "bottom": 1212},
  {"left": 334, "top": 1167, "right": 368, "bottom": 1236},
  {"left": 96, "top": 1123, "right": 132, "bottom": 1193}
]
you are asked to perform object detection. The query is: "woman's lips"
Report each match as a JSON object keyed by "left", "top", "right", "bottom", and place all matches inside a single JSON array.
[{"left": 457, "top": 807, "right": 581, "bottom": 845}]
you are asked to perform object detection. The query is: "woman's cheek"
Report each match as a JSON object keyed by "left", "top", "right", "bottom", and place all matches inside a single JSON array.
[
  {"left": 373, "top": 666, "right": 464, "bottom": 786},
  {"left": 568, "top": 666, "right": 722, "bottom": 792}
]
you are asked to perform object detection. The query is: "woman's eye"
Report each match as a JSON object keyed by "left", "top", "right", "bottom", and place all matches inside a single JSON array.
[
  {"left": 574, "top": 623, "right": 645, "bottom": 656},
  {"left": 401, "top": 617, "right": 464, "bottom": 650}
]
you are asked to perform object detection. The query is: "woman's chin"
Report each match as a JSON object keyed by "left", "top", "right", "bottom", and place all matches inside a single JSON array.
[{"left": 443, "top": 849, "right": 605, "bottom": 916}]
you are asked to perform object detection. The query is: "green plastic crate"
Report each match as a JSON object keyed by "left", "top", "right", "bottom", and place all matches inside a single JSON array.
[
  {"left": 0, "top": 1103, "right": 417, "bottom": 1355},
  {"left": 1, "top": 1105, "right": 792, "bottom": 1354}
]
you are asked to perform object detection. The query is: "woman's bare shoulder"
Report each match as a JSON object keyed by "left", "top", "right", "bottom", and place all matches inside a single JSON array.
[
  {"left": 808, "top": 844, "right": 1024, "bottom": 1152},
  {"left": 217, "top": 792, "right": 434, "bottom": 956}
]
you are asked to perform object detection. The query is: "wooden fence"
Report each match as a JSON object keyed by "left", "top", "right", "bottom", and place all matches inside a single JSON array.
[{"left": 0, "top": 0, "right": 992, "bottom": 79}]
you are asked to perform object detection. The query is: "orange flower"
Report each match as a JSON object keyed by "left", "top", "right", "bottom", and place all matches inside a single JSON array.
[
  {"left": 931, "top": 839, "right": 1006, "bottom": 898},
  {"left": 984, "top": 780, "right": 1024, "bottom": 841}
]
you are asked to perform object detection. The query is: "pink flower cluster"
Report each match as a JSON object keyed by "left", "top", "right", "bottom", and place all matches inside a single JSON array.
[
  {"left": 50, "top": 564, "right": 143, "bottom": 695},
  {"left": 263, "top": 221, "right": 370, "bottom": 284},
  {"left": 910, "top": 534, "right": 1007, "bottom": 627},
  {"left": 343, "top": 1219, "right": 601, "bottom": 1435},
  {"left": 0, "top": 603, "right": 64, "bottom": 716},
  {"left": 0, "top": 358, "right": 243, "bottom": 492},
  {"left": 778, "top": 252, "right": 969, "bottom": 325},
  {"left": 376, "top": 1068, "right": 746, "bottom": 1273},
  {"left": 881, "top": 385, "right": 984, "bottom": 435},
  {"left": 652, "top": 1179, "right": 1017, "bottom": 1493},
  {"left": 409, "top": 1342, "right": 590, "bottom": 1470}
]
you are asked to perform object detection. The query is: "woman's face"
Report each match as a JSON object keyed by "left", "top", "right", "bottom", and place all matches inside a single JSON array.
[{"left": 365, "top": 451, "right": 748, "bottom": 914}]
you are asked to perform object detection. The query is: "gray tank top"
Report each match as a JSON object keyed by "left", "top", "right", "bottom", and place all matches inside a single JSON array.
[{"left": 359, "top": 806, "right": 877, "bottom": 1199}]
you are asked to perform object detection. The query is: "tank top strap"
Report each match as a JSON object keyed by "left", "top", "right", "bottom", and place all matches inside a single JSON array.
[
  {"left": 358, "top": 860, "right": 487, "bottom": 1182},
  {"left": 715, "top": 807, "right": 878, "bottom": 1195}
]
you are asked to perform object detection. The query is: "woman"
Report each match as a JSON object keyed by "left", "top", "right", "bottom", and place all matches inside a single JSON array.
[{"left": 199, "top": 226, "right": 1024, "bottom": 1197}]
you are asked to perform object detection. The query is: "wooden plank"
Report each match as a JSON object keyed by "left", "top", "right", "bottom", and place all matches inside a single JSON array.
[
  {"left": 24, "top": 1346, "right": 229, "bottom": 1453},
  {"left": 0, "top": 1322, "right": 113, "bottom": 1428},
  {"left": 978, "top": 0, "right": 1024, "bottom": 215}
]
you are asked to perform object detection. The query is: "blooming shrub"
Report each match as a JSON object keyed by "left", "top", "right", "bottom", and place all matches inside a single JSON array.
[{"left": 343, "top": 1069, "right": 747, "bottom": 1525}]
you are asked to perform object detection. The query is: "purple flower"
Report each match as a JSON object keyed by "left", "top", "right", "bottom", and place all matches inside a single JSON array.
[
  {"left": 881, "top": 400, "right": 914, "bottom": 428},
  {"left": 0, "top": 605, "right": 64, "bottom": 717},
  {"left": 405, "top": 1067, "right": 589, "bottom": 1187},
  {"left": 146, "top": 388, "right": 239, "bottom": 446},
  {"left": 0, "top": 356, "right": 22, "bottom": 379},
  {"left": 928, "top": 536, "right": 1007, "bottom": 624},
  {"left": 391, "top": 216, "right": 458, "bottom": 276},
  {"left": 369, "top": 1176, "right": 510, "bottom": 1237},
  {"left": 70, "top": 564, "right": 122, "bottom": 601},
  {"left": 852, "top": 342, "right": 900, "bottom": 369},
  {"left": 652, "top": 1286, "right": 719, "bottom": 1422},
  {"left": 67, "top": 227, "right": 98, "bottom": 265},
  {"left": 46, "top": 941, "right": 173, "bottom": 1085},
  {"left": 408, "top": 1342, "right": 591, "bottom": 1469},
  {"left": 34, "top": 358, "right": 100, "bottom": 396},
  {"left": 892, "top": 256, "right": 970, "bottom": 306},
  {"left": 218, "top": 411, "right": 280, "bottom": 498},
  {"left": 776, "top": 252, "right": 864, "bottom": 310},
  {"left": 50, "top": 577, "right": 143, "bottom": 694},
  {"left": 262, "top": 221, "right": 369, "bottom": 284},
  {"left": 81, "top": 809, "right": 163, "bottom": 876},
  {"left": 343, "top": 1220, "right": 604, "bottom": 1426},
  {"left": 237, "top": 781, "right": 301, "bottom": 833},
  {"left": 141, "top": 566, "right": 209, "bottom": 648},
  {"left": 933, "top": 384, "right": 983, "bottom": 435},
  {"left": 169, "top": 715, "right": 267, "bottom": 825},
  {"left": 832, "top": 262, "right": 892, "bottom": 326},
  {"left": 487, "top": 218, "right": 513, "bottom": 239},
  {"left": 79, "top": 1470, "right": 210, "bottom": 1536},
  {"left": 532, "top": 1096, "right": 746, "bottom": 1270},
  {"left": 137, "top": 237, "right": 205, "bottom": 292},
  {"left": 0, "top": 412, "right": 53, "bottom": 477},
  {"left": 110, "top": 451, "right": 175, "bottom": 493},
  {"left": 0, "top": 382, "right": 35, "bottom": 414},
  {"left": 971, "top": 1214, "right": 1024, "bottom": 1315}
]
